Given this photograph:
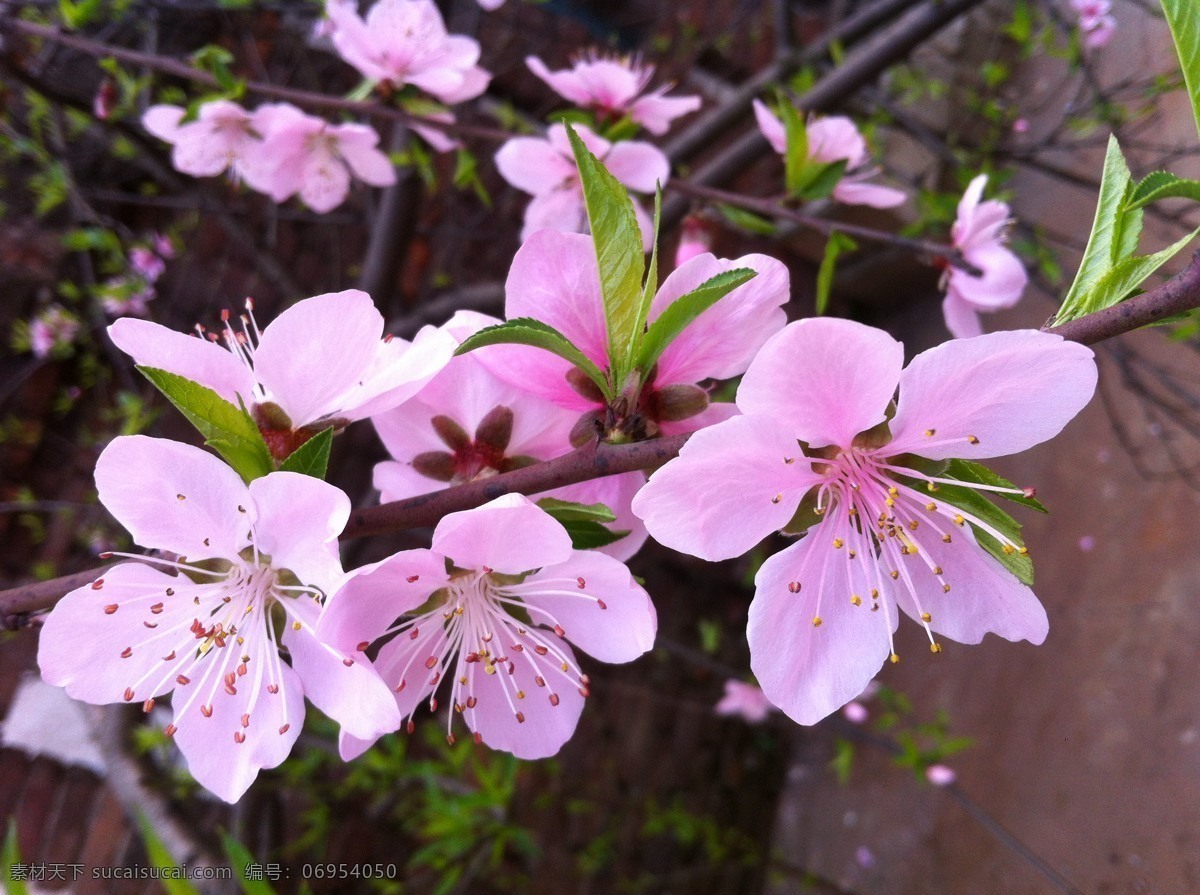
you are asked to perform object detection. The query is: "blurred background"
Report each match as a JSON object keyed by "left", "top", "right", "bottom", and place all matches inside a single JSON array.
[{"left": 1, "top": 0, "right": 1198, "bottom": 892}]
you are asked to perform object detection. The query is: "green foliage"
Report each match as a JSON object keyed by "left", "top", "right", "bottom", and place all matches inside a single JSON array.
[
  {"left": 928, "top": 469, "right": 1034, "bottom": 586},
  {"left": 566, "top": 125, "right": 646, "bottom": 387},
  {"left": 535, "top": 497, "right": 629, "bottom": 550},
  {"left": 716, "top": 203, "right": 778, "bottom": 236},
  {"left": 455, "top": 317, "right": 610, "bottom": 397},
  {"left": 814, "top": 232, "right": 857, "bottom": 316},
  {"left": 453, "top": 148, "right": 491, "bottom": 206},
  {"left": 278, "top": 428, "right": 333, "bottom": 479},
  {"left": 137, "top": 366, "right": 274, "bottom": 482},
  {"left": 221, "top": 833, "right": 278, "bottom": 895},
  {"left": 189, "top": 45, "right": 244, "bottom": 97},
  {"left": 1127, "top": 171, "right": 1200, "bottom": 208},
  {"left": 943, "top": 459, "right": 1045, "bottom": 512},
  {"left": 634, "top": 268, "right": 757, "bottom": 372},
  {"left": 1162, "top": 0, "right": 1200, "bottom": 144},
  {"left": 134, "top": 814, "right": 203, "bottom": 895},
  {"left": 2, "top": 820, "right": 28, "bottom": 895}
]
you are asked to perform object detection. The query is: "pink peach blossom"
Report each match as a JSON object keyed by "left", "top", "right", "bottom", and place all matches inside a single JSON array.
[
  {"left": 942, "top": 174, "right": 1028, "bottom": 339},
  {"left": 494, "top": 123, "right": 668, "bottom": 249},
  {"left": 714, "top": 680, "right": 777, "bottom": 724},
  {"left": 29, "top": 305, "right": 79, "bottom": 358},
  {"left": 474, "top": 229, "right": 788, "bottom": 440},
  {"left": 38, "top": 436, "right": 400, "bottom": 802},
  {"left": 752, "top": 100, "right": 905, "bottom": 208},
  {"left": 324, "top": 0, "right": 490, "bottom": 104},
  {"left": 526, "top": 53, "right": 700, "bottom": 135},
  {"left": 632, "top": 319, "right": 1097, "bottom": 724},
  {"left": 142, "top": 100, "right": 261, "bottom": 180},
  {"left": 320, "top": 494, "right": 657, "bottom": 759},
  {"left": 108, "top": 289, "right": 453, "bottom": 433}
]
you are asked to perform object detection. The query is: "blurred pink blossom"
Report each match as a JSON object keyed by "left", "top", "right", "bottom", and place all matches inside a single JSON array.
[
  {"left": 715, "top": 680, "right": 777, "bottom": 724},
  {"left": 926, "top": 764, "right": 957, "bottom": 786},
  {"left": 29, "top": 305, "right": 80, "bottom": 358},
  {"left": 526, "top": 53, "right": 700, "bottom": 135},
  {"left": 495, "top": 123, "right": 668, "bottom": 249},
  {"left": 843, "top": 701, "right": 869, "bottom": 724},
  {"left": 674, "top": 216, "right": 713, "bottom": 267},
  {"left": 1071, "top": 0, "right": 1116, "bottom": 48},
  {"left": 941, "top": 174, "right": 1027, "bottom": 339},
  {"left": 142, "top": 100, "right": 260, "bottom": 179}
]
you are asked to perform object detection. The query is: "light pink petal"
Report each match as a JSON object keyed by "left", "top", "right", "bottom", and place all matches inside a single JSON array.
[
  {"left": 631, "top": 415, "right": 823, "bottom": 561},
  {"left": 246, "top": 472, "right": 348, "bottom": 593},
  {"left": 518, "top": 550, "right": 656, "bottom": 662},
  {"left": 953, "top": 174, "right": 987, "bottom": 240},
  {"left": 374, "top": 459, "right": 447, "bottom": 503},
  {"left": 832, "top": 180, "right": 907, "bottom": 208},
  {"left": 331, "top": 322, "right": 456, "bottom": 423},
  {"left": 495, "top": 136, "right": 576, "bottom": 195},
  {"left": 888, "top": 329, "right": 1098, "bottom": 460},
  {"left": 890, "top": 523, "right": 1048, "bottom": 644},
  {"left": 141, "top": 105, "right": 184, "bottom": 142},
  {"left": 656, "top": 399, "right": 740, "bottom": 437},
  {"left": 298, "top": 152, "right": 351, "bottom": 213},
  {"left": 604, "top": 141, "right": 670, "bottom": 193},
  {"left": 737, "top": 318, "right": 904, "bottom": 449},
  {"left": 108, "top": 318, "right": 255, "bottom": 406},
  {"left": 470, "top": 343, "right": 595, "bottom": 412},
  {"left": 631, "top": 92, "right": 702, "bottom": 135},
  {"left": 950, "top": 245, "right": 1027, "bottom": 309},
  {"left": 95, "top": 436, "right": 249, "bottom": 559},
  {"left": 464, "top": 639, "right": 586, "bottom": 758},
  {"left": 806, "top": 116, "right": 867, "bottom": 166},
  {"left": 171, "top": 652, "right": 305, "bottom": 803},
  {"left": 544, "top": 471, "right": 648, "bottom": 561},
  {"left": 526, "top": 56, "right": 592, "bottom": 106},
  {"left": 328, "top": 2, "right": 388, "bottom": 82},
  {"left": 252, "top": 289, "right": 381, "bottom": 427},
  {"left": 171, "top": 124, "right": 239, "bottom": 178},
  {"left": 283, "top": 600, "right": 401, "bottom": 741},
  {"left": 428, "top": 64, "right": 491, "bottom": 104},
  {"left": 521, "top": 186, "right": 589, "bottom": 242},
  {"left": 652, "top": 252, "right": 789, "bottom": 385},
  {"left": 432, "top": 494, "right": 573, "bottom": 574},
  {"left": 335, "top": 127, "right": 397, "bottom": 186},
  {"left": 752, "top": 99, "right": 786, "bottom": 154},
  {"left": 316, "top": 550, "right": 448, "bottom": 655},
  {"left": 38, "top": 563, "right": 198, "bottom": 704},
  {"left": 941, "top": 293, "right": 984, "bottom": 339},
  {"left": 749, "top": 531, "right": 896, "bottom": 725}
]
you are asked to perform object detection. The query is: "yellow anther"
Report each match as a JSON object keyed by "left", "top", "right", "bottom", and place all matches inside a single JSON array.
[
  {"left": 942, "top": 583, "right": 952, "bottom": 593},
  {"left": 833, "top": 538, "right": 844, "bottom": 549},
  {"left": 888, "top": 487, "right": 898, "bottom": 496},
  {"left": 848, "top": 550, "right": 857, "bottom": 559},
  {"left": 920, "top": 612, "right": 932, "bottom": 622},
  {"left": 908, "top": 520, "right": 919, "bottom": 531},
  {"left": 930, "top": 642, "right": 943, "bottom": 654},
  {"left": 942, "top": 534, "right": 952, "bottom": 543},
  {"left": 932, "top": 565, "right": 943, "bottom": 575},
  {"left": 890, "top": 570, "right": 900, "bottom": 580},
  {"left": 889, "top": 653, "right": 900, "bottom": 664},
  {"left": 924, "top": 429, "right": 936, "bottom": 437},
  {"left": 871, "top": 589, "right": 879, "bottom": 598},
  {"left": 1018, "top": 546, "right": 1029, "bottom": 555},
  {"left": 851, "top": 595, "right": 863, "bottom": 606},
  {"left": 967, "top": 435, "right": 979, "bottom": 445},
  {"left": 927, "top": 482, "right": 939, "bottom": 492},
  {"left": 886, "top": 498, "right": 895, "bottom": 507},
  {"left": 812, "top": 616, "right": 823, "bottom": 627},
  {"left": 953, "top": 515, "right": 965, "bottom": 526},
  {"left": 292, "top": 621, "right": 302, "bottom": 631},
  {"left": 848, "top": 507, "right": 858, "bottom": 517},
  {"left": 484, "top": 663, "right": 496, "bottom": 675},
  {"left": 1002, "top": 544, "right": 1016, "bottom": 555},
  {"left": 771, "top": 494, "right": 782, "bottom": 504},
  {"left": 926, "top": 502, "right": 937, "bottom": 511}
]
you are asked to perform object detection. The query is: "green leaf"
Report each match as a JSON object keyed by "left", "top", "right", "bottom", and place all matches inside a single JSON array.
[
  {"left": 1056, "top": 136, "right": 1135, "bottom": 322},
  {"left": 779, "top": 98, "right": 809, "bottom": 196},
  {"left": 633, "top": 186, "right": 664, "bottom": 367},
  {"left": 221, "top": 831, "right": 277, "bottom": 895},
  {"left": 135, "top": 814, "right": 203, "bottom": 895},
  {"left": 566, "top": 125, "right": 645, "bottom": 386},
  {"left": 1110, "top": 179, "right": 1143, "bottom": 265},
  {"left": 1162, "top": 0, "right": 1200, "bottom": 144},
  {"left": 716, "top": 203, "right": 778, "bottom": 236},
  {"left": 1128, "top": 171, "right": 1200, "bottom": 209},
  {"left": 815, "top": 232, "right": 857, "bottom": 315},
  {"left": 454, "top": 318, "right": 610, "bottom": 398},
  {"left": 278, "top": 427, "right": 333, "bottom": 479},
  {"left": 138, "top": 366, "right": 273, "bottom": 482},
  {"left": 943, "top": 459, "right": 1045, "bottom": 512},
  {"left": 2, "top": 821, "right": 27, "bottom": 895},
  {"left": 634, "top": 268, "right": 757, "bottom": 373},
  {"left": 1081, "top": 227, "right": 1200, "bottom": 314},
  {"left": 922, "top": 477, "right": 1033, "bottom": 585},
  {"left": 559, "top": 520, "right": 631, "bottom": 550},
  {"left": 793, "top": 159, "right": 849, "bottom": 201},
  {"left": 535, "top": 497, "right": 618, "bottom": 524}
]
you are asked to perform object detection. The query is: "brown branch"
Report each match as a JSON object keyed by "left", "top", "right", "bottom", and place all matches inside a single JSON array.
[
  {"left": 1042, "top": 251, "right": 1200, "bottom": 345},
  {"left": 2, "top": 18, "right": 513, "bottom": 143}
]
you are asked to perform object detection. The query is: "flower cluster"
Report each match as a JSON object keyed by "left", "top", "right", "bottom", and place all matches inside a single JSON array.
[
  {"left": 1071, "top": 0, "right": 1116, "bottom": 49},
  {"left": 100, "top": 233, "right": 175, "bottom": 317},
  {"left": 27, "top": 305, "right": 81, "bottom": 358}
]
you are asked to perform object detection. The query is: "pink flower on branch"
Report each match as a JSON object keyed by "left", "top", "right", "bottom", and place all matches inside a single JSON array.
[
  {"left": 632, "top": 319, "right": 1097, "bottom": 725},
  {"left": 526, "top": 53, "right": 701, "bottom": 135},
  {"left": 714, "top": 679, "right": 777, "bottom": 724},
  {"left": 474, "top": 230, "right": 789, "bottom": 441},
  {"left": 1071, "top": 0, "right": 1116, "bottom": 48},
  {"left": 495, "top": 123, "right": 668, "bottom": 249},
  {"left": 372, "top": 311, "right": 648, "bottom": 559},
  {"left": 37, "top": 437, "right": 401, "bottom": 802},
  {"left": 142, "top": 100, "right": 260, "bottom": 180},
  {"left": 320, "top": 494, "right": 657, "bottom": 759},
  {"left": 941, "top": 174, "right": 1028, "bottom": 339},
  {"left": 108, "top": 290, "right": 453, "bottom": 453},
  {"left": 753, "top": 100, "right": 906, "bottom": 208},
  {"left": 324, "top": 0, "right": 490, "bottom": 104}
]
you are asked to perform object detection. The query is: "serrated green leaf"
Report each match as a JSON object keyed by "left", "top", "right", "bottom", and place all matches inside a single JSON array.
[
  {"left": 815, "top": 232, "right": 857, "bottom": 315},
  {"left": 138, "top": 366, "right": 273, "bottom": 482},
  {"left": 560, "top": 520, "right": 630, "bottom": 550},
  {"left": 634, "top": 268, "right": 757, "bottom": 373},
  {"left": 944, "top": 458, "right": 1045, "bottom": 512},
  {"left": 278, "top": 427, "right": 333, "bottom": 479},
  {"left": 2, "top": 821, "right": 27, "bottom": 895},
  {"left": 135, "top": 814, "right": 203, "bottom": 895},
  {"left": 716, "top": 203, "right": 778, "bottom": 235},
  {"left": 536, "top": 497, "right": 618, "bottom": 524},
  {"left": 454, "top": 318, "right": 610, "bottom": 398},
  {"left": 794, "top": 159, "right": 849, "bottom": 201},
  {"left": 779, "top": 98, "right": 809, "bottom": 196},
  {"left": 221, "top": 831, "right": 277, "bottom": 895},
  {"left": 923, "top": 478, "right": 1033, "bottom": 585},
  {"left": 1056, "top": 135, "right": 1134, "bottom": 322},
  {"left": 1083, "top": 227, "right": 1200, "bottom": 314},
  {"left": 1128, "top": 171, "right": 1200, "bottom": 209},
  {"left": 1111, "top": 179, "right": 1143, "bottom": 264},
  {"left": 566, "top": 126, "right": 645, "bottom": 386},
  {"left": 1162, "top": 0, "right": 1200, "bottom": 144}
]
